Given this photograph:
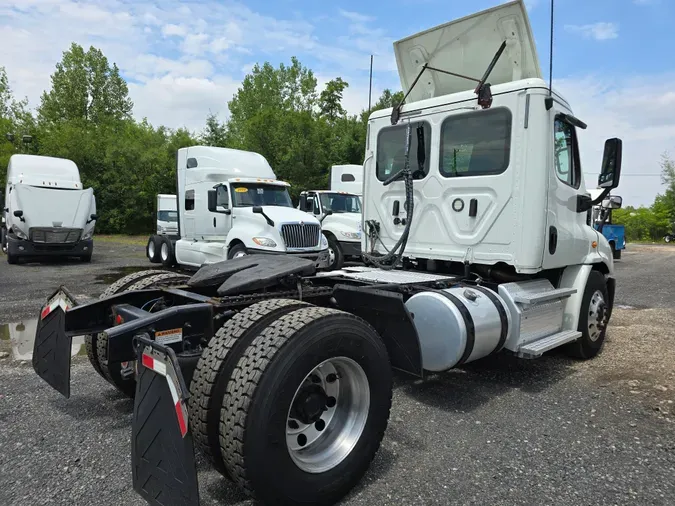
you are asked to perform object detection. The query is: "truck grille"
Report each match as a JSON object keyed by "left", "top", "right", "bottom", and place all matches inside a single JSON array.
[
  {"left": 281, "top": 223, "right": 321, "bottom": 249},
  {"left": 30, "top": 228, "right": 82, "bottom": 244}
]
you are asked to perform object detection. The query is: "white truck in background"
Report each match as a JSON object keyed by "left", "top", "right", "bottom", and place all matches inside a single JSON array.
[
  {"left": 298, "top": 164, "right": 365, "bottom": 269},
  {"left": 330, "top": 164, "right": 363, "bottom": 195},
  {"left": 2, "top": 154, "right": 97, "bottom": 264},
  {"left": 158, "top": 146, "right": 330, "bottom": 269},
  {"left": 146, "top": 193, "right": 179, "bottom": 266}
]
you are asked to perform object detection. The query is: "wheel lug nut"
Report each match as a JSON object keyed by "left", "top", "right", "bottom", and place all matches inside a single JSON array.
[
  {"left": 326, "top": 396, "right": 336, "bottom": 408},
  {"left": 315, "top": 419, "right": 326, "bottom": 431}
]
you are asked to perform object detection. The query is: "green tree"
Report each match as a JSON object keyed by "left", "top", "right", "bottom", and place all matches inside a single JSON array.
[
  {"left": 319, "top": 77, "right": 349, "bottom": 122},
  {"left": 200, "top": 112, "right": 228, "bottom": 147},
  {"left": 38, "top": 43, "right": 133, "bottom": 125}
]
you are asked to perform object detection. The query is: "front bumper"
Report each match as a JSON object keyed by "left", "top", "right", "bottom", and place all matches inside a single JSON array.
[
  {"left": 247, "top": 247, "right": 331, "bottom": 269},
  {"left": 339, "top": 240, "right": 362, "bottom": 258},
  {"left": 7, "top": 234, "right": 93, "bottom": 258}
]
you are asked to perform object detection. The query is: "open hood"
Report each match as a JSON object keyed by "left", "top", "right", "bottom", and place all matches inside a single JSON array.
[
  {"left": 394, "top": 0, "right": 542, "bottom": 103},
  {"left": 11, "top": 184, "right": 95, "bottom": 230}
]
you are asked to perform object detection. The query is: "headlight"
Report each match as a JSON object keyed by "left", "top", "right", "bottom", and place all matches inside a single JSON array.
[
  {"left": 340, "top": 231, "right": 361, "bottom": 240},
  {"left": 252, "top": 237, "right": 277, "bottom": 247},
  {"left": 13, "top": 227, "right": 27, "bottom": 240},
  {"left": 321, "top": 235, "right": 328, "bottom": 247},
  {"left": 82, "top": 229, "right": 94, "bottom": 240}
]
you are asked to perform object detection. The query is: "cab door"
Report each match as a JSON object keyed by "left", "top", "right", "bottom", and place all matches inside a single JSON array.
[
  {"left": 207, "top": 184, "right": 232, "bottom": 241},
  {"left": 542, "top": 113, "right": 589, "bottom": 269}
]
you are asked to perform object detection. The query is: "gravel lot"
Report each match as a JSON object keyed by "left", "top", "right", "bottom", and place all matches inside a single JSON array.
[{"left": 1, "top": 241, "right": 674, "bottom": 506}]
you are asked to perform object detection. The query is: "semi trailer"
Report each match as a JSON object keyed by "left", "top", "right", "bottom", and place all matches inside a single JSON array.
[
  {"left": 31, "top": 1, "right": 623, "bottom": 505},
  {"left": 2, "top": 154, "right": 97, "bottom": 264}
]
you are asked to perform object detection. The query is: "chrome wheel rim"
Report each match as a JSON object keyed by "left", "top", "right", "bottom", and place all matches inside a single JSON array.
[
  {"left": 286, "top": 356, "right": 370, "bottom": 474},
  {"left": 233, "top": 250, "right": 247, "bottom": 258},
  {"left": 328, "top": 246, "right": 336, "bottom": 266},
  {"left": 148, "top": 241, "right": 155, "bottom": 258},
  {"left": 161, "top": 242, "right": 169, "bottom": 261},
  {"left": 588, "top": 290, "right": 606, "bottom": 342}
]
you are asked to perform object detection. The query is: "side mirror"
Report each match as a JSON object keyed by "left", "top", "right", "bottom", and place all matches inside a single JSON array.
[
  {"left": 252, "top": 206, "right": 263, "bottom": 214},
  {"left": 299, "top": 194, "right": 307, "bottom": 211},
  {"left": 320, "top": 209, "right": 333, "bottom": 223},
  {"left": 602, "top": 195, "right": 622, "bottom": 209},
  {"left": 598, "top": 138, "right": 622, "bottom": 189},
  {"left": 207, "top": 189, "right": 218, "bottom": 212},
  {"left": 90, "top": 214, "right": 98, "bottom": 221},
  {"left": 13, "top": 210, "right": 23, "bottom": 218}
]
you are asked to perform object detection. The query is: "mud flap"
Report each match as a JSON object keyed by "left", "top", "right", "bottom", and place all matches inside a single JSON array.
[
  {"left": 132, "top": 337, "right": 200, "bottom": 506},
  {"left": 32, "top": 287, "right": 78, "bottom": 398}
]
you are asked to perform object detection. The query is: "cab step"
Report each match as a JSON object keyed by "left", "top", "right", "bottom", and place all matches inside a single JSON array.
[
  {"left": 513, "top": 287, "right": 577, "bottom": 305},
  {"left": 517, "top": 330, "right": 582, "bottom": 358}
]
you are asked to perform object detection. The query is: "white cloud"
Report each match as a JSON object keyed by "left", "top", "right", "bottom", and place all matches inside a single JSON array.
[
  {"left": 161, "top": 23, "right": 186, "bottom": 37},
  {"left": 564, "top": 22, "right": 619, "bottom": 41},
  {"left": 557, "top": 74, "right": 675, "bottom": 207}
]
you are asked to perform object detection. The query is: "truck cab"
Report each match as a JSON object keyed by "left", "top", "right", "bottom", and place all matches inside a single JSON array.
[
  {"left": 363, "top": 0, "right": 621, "bottom": 279},
  {"left": 2, "top": 154, "right": 97, "bottom": 264},
  {"left": 298, "top": 190, "right": 363, "bottom": 269},
  {"left": 173, "top": 146, "right": 330, "bottom": 269}
]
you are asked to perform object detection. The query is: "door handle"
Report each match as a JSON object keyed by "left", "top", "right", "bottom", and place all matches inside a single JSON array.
[
  {"left": 213, "top": 217, "right": 216, "bottom": 228},
  {"left": 549, "top": 226, "right": 558, "bottom": 254}
]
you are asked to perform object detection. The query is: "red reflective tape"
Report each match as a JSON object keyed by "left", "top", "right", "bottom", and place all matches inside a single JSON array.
[
  {"left": 41, "top": 306, "right": 51, "bottom": 320},
  {"left": 175, "top": 401, "right": 188, "bottom": 437},
  {"left": 141, "top": 353, "right": 154, "bottom": 370}
]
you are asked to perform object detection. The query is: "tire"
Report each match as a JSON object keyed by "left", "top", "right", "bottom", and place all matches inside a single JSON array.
[
  {"left": 95, "top": 271, "right": 191, "bottom": 397},
  {"left": 220, "top": 307, "right": 392, "bottom": 505},
  {"left": 228, "top": 242, "right": 248, "bottom": 259},
  {"left": 160, "top": 237, "right": 175, "bottom": 267},
  {"left": 613, "top": 248, "right": 622, "bottom": 260},
  {"left": 1, "top": 227, "right": 7, "bottom": 254},
  {"left": 80, "top": 253, "right": 92, "bottom": 263},
  {"left": 189, "top": 298, "right": 312, "bottom": 475},
  {"left": 325, "top": 234, "right": 344, "bottom": 271},
  {"left": 666, "top": 235, "right": 673, "bottom": 243},
  {"left": 146, "top": 236, "right": 161, "bottom": 263},
  {"left": 565, "top": 270, "right": 610, "bottom": 359},
  {"left": 7, "top": 250, "right": 17, "bottom": 264},
  {"left": 85, "top": 269, "right": 170, "bottom": 380}
]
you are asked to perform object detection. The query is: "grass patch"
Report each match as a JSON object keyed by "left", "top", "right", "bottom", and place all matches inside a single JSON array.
[{"left": 94, "top": 234, "right": 148, "bottom": 246}]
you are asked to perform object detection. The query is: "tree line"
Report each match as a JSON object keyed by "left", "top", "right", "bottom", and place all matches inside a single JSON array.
[{"left": 0, "top": 43, "right": 402, "bottom": 234}]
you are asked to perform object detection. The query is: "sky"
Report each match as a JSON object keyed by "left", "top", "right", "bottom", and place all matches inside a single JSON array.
[{"left": 0, "top": 0, "right": 673, "bottom": 207}]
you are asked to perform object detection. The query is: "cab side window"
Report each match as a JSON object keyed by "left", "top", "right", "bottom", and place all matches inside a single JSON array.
[
  {"left": 216, "top": 186, "right": 229, "bottom": 207},
  {"left": 554, "top": 118, "right": 581, "bottom": 188},
  {"left": 185, "top": 189, "right": 195, "bottom": 211}
]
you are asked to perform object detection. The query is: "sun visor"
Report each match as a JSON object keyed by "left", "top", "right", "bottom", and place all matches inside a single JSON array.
[{"left": 393, "top": 0, "right": 542, "bottom": 103}]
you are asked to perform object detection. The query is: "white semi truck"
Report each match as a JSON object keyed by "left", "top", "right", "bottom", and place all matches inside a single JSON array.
[
  {"left": 2, "top": 154, "right": 97, "bottom": 264},
  {"left": 298, "top": 164, "right": 365, "bottom": 269},
  {"left": 153, "top": 146, "right": 329, "bottom": 269},
  {"left": 32, "top": 2, "right": 625, "bottom": 505},
  {"left": 146, "top": 193, "right": 179, "bottom": 266}
]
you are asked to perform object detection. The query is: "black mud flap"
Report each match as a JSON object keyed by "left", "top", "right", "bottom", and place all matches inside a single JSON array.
[
  {"left": 32, "top": 287, "right": 79, "bottom": 398},
  {"left": 132, "top": 337, "right": 200, "bottom": 506}
]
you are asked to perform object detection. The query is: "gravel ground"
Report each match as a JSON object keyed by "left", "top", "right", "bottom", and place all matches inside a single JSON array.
[{"left": 0, "top": 241, "right": 674, "bottom": 506}]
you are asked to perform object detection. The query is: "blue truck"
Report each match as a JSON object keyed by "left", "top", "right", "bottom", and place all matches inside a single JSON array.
[{"left": 589, "top": 189, "right": 625, "bottom": 259}]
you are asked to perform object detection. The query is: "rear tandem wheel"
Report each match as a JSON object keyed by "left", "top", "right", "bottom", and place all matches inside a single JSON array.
[
  {"left": 85, "top": 270, "right": 190, "bottom": 397},
  {"left": 217, "top": 306, "right": 393, "bottom": 505}
]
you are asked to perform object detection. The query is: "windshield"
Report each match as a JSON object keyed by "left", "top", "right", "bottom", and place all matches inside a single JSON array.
[
  {"left": 319, "top": 193, "right": 361, "bottom": 213},
  {"left": 231, "top": 183, "right": 293, "bottom": 208},
  {"left": 158, "top": 210, "right": 177, "bottom": 222}
]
